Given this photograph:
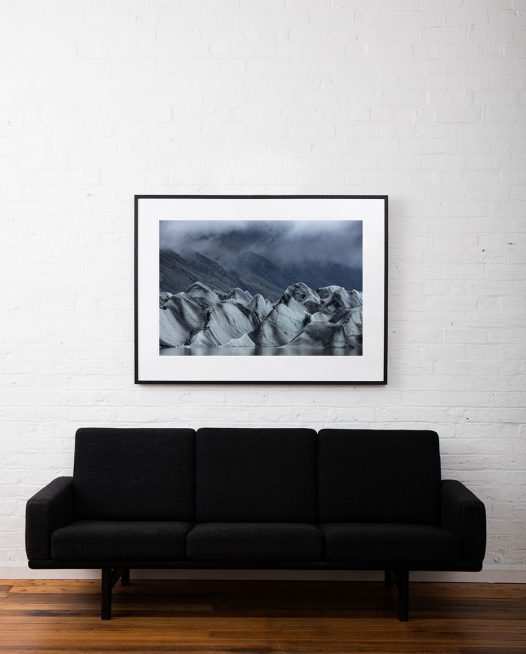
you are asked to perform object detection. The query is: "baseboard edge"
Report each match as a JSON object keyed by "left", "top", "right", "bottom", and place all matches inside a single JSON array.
[{"left": 0, "top": 563, "right": 524, "bottom": 583}]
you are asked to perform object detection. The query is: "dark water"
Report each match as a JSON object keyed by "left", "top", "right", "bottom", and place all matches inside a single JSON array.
[{"left": 160, "top": 345, "right": 362, "bottom": 357}]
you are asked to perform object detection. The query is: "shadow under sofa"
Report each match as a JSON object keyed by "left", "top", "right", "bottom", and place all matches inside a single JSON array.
[{"left": 26, "top": 427, "right": 486, "bottom": 620}]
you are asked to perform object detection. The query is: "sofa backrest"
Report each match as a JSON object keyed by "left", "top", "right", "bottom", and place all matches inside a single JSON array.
[
  {"left": 73, "top": 428, "right": 195, "bottom": 521},
  {"left": 318, "top": 429, "right": 441, "bottom": 525},
  {"left": 71, "top": 427, "right": 443, "bottom": 525},
  {"left": 195, "top": 428, "right": 317, "bottom": 522}
]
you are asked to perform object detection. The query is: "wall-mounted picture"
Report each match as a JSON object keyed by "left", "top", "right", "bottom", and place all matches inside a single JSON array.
[{"left": 135, "top": 196, "right": 387, "bottom": 383}]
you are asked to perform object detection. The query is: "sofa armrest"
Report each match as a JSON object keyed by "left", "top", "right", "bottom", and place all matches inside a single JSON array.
[
  {"left": 441, "top": 479, "right": 486, "bottom": 566},
  {"left": 25, "top": 477, "right": 74, "bottom": 561}
]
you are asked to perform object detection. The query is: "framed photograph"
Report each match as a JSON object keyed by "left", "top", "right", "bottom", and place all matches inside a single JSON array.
[{"left": 135, "top": 195, "right": 387, "bottom": 384}]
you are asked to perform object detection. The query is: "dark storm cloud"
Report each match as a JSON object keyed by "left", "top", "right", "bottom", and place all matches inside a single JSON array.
[{"left": 160, "top": 220, "right": 362, "bottom": 271}]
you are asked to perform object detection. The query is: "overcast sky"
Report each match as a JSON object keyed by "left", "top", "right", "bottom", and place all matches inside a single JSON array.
[{"left": 160, "top": 220, "right": 362, "bottom": 270}]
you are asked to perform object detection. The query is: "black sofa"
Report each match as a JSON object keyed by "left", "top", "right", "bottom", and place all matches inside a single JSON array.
[{"left": 26, "top": 427, "right": 486, "bottom": 621}]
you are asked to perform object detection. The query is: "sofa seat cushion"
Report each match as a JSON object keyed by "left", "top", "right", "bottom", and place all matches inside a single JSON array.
[
  {"left": 51, "top": 521, "right": 191, "bottom": 561},
  {"left": 322, "top": 523, "right": 460, "bottom": 565},
  {"left": 187, "top": 523, "right": 323, "bottom": 562}
]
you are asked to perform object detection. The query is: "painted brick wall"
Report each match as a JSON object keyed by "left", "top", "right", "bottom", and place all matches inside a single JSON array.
[{"left": 0, "top": 0, "right": 525, "bottom": 579}]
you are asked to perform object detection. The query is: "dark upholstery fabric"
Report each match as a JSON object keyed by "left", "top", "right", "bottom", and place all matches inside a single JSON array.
[
  {"left": 441, "top": 480, "right": 486, "bottom": 565},
  {"left": 187, "top": 523, "right": 323, "bottom": 561},
  {"left": 26, "top": 477, "right": 74, "bottom": 560},
  {"left": 322, "top": 523, "right": 460, "bottom": 564},
  {"left": 195, "top": 428, "right": 317, "bottom": 522},
  {"left": 73, "top": 428, "right": 195, "bottom": 520},
  {"left": 51, "top": 521, "right": 191, "bottom": 561},
  {"left": 26, "top": 427, "right": 487, "bottom": 574},
  {"left": 318, "top": 429, "right": 441, "bottom": 524}
]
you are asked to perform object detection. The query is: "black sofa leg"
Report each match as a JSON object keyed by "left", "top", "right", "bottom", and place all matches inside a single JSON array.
[
  {"left": 397, "top": 569, "right": 409, "bottom": 622},
  {"left": 101, "top": 568, "right": 129, "bottom": 619},
  {"left": 101, "top": 568, "right": 112, "bottom": 620},
  {"left": 121, "top": 568, "right": 130, "bottom": 586}
]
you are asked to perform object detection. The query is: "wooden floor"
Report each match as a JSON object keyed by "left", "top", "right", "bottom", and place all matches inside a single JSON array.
[{"left": 0, "top": 579, "right": 525, "bottom": 653}]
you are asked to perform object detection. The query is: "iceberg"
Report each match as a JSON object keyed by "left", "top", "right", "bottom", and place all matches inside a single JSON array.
[
  {"left": 227, "top": 287, "right": 253, "bottom": 307},
  {"left": 250, "top": 297, "right": 310, "bottom": 346},
  {"left": 186, "top": 282, "right": 221, "bottom": 306},
  {"left": 159, "top": 281, "right": 363, "bottom": 354},
  {"left": 160, "top": 293, "right": 206, "bottom": 347},
  {"left": 221, "top": 333, "right": 256, "bottom": 348},
  {"left": 190, "top": 301, "right": 254, "bottom": 347}
]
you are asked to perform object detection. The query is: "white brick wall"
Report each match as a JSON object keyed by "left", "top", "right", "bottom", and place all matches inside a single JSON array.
[{"left": 0, "top": 0, "right": 525, "bottom": 580}]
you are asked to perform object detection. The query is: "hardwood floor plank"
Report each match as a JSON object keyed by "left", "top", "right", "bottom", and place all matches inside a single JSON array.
[{"left": 0, "top": 580, "right": 523, "bottom": 652}]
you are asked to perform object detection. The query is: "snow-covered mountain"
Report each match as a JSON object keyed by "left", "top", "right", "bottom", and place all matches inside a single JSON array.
[{"left": 160, "top": 281, "right": 362, "bottom": 354}]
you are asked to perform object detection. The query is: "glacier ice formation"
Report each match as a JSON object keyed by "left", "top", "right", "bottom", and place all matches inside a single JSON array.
[{"left": 159, "top": 281, "right": 363, "bottom": 354}]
